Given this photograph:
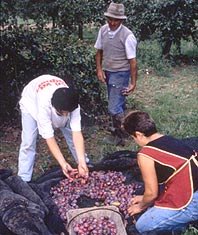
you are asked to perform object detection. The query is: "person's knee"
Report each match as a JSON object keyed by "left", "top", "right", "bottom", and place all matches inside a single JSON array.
[
  {"left": 135, "top": 215, "right": 157, "bottom": 233},
  {"left": 135, "top": 218, "right": 149, "bottom": 233},
  {"left": 20, "top": 134, "right": 37, "bottom": 149}
]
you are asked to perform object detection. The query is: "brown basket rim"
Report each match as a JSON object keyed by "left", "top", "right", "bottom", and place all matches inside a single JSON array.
[{"left": 66, "top": 205, "right": 125, "bottom": 231}]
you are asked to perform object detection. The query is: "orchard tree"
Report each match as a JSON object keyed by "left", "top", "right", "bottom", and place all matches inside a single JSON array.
[
  {"left": 14, "top": 0, "right": 110, "bottom": 39},
  {"left": 154, "top": 0, "right": 198, "bottom": 56},
  {"left": 0, "top": 0, "right": 19, "bottom": 27},
  {"left": 1, "top": 0, "right": 197, "bottom": 121},
  {"left": 124, "top": 0, "right": 197, "bottom": 56},
  {"left": 57, "top": 0, "right": 110, "bottom": 39}
]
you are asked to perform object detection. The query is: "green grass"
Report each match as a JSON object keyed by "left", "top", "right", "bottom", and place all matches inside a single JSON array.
[
  {"left": 127, "top": 65, "right": 198, "bottom": 138},
  {"left": 83, "top": 25, "right": 98, "bottom": 41},
  {"left": 17, "top": 17, "right": 34, "bottom": 25},
  {"left": 137, "top": 40, "right": 172, "bottom": 76},
  {"left": 174, "top": 39, "right": 198, "bottom": 58},
  {"left": 182, "top": 225, "right": 198, "bottom": 235}
]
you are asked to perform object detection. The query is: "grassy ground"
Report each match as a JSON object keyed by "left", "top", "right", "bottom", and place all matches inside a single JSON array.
[{"left": 132, "top": 65, "right": 198, "bottom": 138}]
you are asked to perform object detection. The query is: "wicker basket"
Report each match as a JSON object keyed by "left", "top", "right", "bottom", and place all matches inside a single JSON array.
[{"left": 66, "top": 205, "right": 127, "bottom": 235}]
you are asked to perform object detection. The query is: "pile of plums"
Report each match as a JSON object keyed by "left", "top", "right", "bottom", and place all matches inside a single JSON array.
[
  {"left": 50, "top": 170, "right": 141, "bottom": 222},
  {"left": 72, "top": 216, "right": 117, "bottom": 235}
]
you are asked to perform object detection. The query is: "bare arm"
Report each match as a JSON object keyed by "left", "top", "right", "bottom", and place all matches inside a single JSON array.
[
  {"left": 72, "top": 131, "right": 89, "bottom": 177},
  {"left": 122, "top": 58, "right": 137, "bottom": 96},
  {"left": 138, "top": 154, "right": 158, "bottom": 205},
  {"left": 128, "top": 154, "right": 158, "bottom": 215},
  {"left": 46, "top": 137, "right": 77, "bottom": 179},
  {"left": 96, "top": 49, "right": 106, "bottom": 83},
  {"left": 128, "top": 58, "right": 137, "bottom": 92}
]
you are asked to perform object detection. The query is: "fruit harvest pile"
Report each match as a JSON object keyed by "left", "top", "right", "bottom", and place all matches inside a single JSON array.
[{"left": 50, "top": 170, "right": 143, "bottom": 227}]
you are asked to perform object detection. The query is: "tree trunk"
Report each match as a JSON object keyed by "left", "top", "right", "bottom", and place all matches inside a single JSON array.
[
  {"left": 78, "top": 22, "right": 83, "bottom": 40},
  {"left": 162, "top": 40, "right": 172, "bottom": 58},
  {"left": 52, "top": 17, "right": 56, "bottom": 28}
]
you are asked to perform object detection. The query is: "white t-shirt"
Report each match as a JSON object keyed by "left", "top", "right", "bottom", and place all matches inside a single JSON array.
[
  {"left": 94, "top": 24, "right": 137, "bottom": 59},
  {"left": 19, "top": 74, "right": 81, "bottom": 139}
]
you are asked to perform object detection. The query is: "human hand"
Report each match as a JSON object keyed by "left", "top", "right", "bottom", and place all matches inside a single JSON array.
[
  {"left": 128, "top": 203, "right": 143, "bottom": 216},
  {"left": 128, "top": 195, "right": 144, "bottom": 216},
  {"left": 77, "top": 163, "right": 89, "bottom": 184},
  {"left": 129, "top": 195, "right": 143, "bottom": 205},
  {"left": 97, "top": 69, "right": 106, "bottom": 83},
  {"left": 122, "top": 83, "right": 136, "bottom": 96},
  {"left": 61, "top": 162, "right": 78, "bottom": 180}
]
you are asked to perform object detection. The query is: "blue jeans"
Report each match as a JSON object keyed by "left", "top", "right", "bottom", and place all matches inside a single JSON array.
[
  {"left": 105, "top": 70, "right": 130, "bottom": 115},
  {"left": 135, "top": 191, "right": 198, "bottom": 234}
]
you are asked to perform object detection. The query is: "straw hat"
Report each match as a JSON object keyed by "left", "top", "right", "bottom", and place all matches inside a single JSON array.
[{"left": 104, "top": 2, "right": 127, "bottom": 20}]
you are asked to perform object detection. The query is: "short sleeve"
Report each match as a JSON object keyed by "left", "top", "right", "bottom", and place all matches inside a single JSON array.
[
  {"left": 37, "top": 105, "right": 54, "bottom": 139},
  {"left": 94, "top": 28, "right": 102, "bottom": 50},
  {"left": 125, "top": 34, "right": 137, "bottom": 59},
  {"left": 70, "top": 105, "right": 81, "bottom": 132}
]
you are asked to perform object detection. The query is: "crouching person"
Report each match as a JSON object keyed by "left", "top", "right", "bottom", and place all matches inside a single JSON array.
[
  {"left": 123, "top": 110, "right": 198, "bottom": 234},
  {"left": 18, "top": 74, "right": 89, "bottom": 182}
]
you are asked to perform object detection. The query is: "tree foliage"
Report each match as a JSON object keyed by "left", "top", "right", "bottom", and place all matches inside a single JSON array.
[
  {"left": 0, "top": 0, "right": 197, "bottom": 121},
  {"left": 124, "top": 0, "right": 198, "bottom": 56}
]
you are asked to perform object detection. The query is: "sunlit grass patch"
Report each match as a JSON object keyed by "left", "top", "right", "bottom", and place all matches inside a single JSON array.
[{"left": 128, "top": 65, "right": 198, "bottom": 138}]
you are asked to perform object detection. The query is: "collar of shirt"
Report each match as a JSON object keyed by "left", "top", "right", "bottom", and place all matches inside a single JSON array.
[
  {"left": 107, "top": 24, "right": 122, "bottom": 39},
  {"left": 51, "top": 106, "right": 70, "bottom": 129}
]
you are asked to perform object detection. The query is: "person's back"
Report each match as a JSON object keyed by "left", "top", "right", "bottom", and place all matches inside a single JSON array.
[
  {"left": 18, "top": 74, "right": 89, "bottom": 182},
  {"left": 140, "top": 135, "right": 198, "bottom": 208},
  {"left": 123, "top": 110, "right": 198, "bottom": 233},
  {"left": 19, "top": 75, "right": 67, "bottom": 121}
]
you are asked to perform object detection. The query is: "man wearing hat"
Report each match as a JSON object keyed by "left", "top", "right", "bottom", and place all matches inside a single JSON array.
[
  {"left": 94, "top": 2, "right": 137, "bottom": 146},
  {"left": 18, "top": 74, "right": 89, "bottom": 182}
]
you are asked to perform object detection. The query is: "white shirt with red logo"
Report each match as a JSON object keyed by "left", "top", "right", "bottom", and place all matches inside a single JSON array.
[{"left": 19, "top": 74, "right": 81, "bottom": 139}]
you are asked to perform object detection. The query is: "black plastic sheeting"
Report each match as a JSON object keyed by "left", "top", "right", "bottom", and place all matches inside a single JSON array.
[
  {"left": 0, "top": 137, "right": 197, "bottom": 235},
  {"left": 0, "top": 168, "right": 66, "bottom": 235},
  {"left": 0, "top": 150, "right": 141, "bottom": 235}
]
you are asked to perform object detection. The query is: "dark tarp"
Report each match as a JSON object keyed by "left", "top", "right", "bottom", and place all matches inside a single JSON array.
[{"left": 0, "top": 136, "right": 197, "bottom": 235}]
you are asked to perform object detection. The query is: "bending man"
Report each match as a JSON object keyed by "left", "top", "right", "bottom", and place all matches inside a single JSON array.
[{"left": 18, "top": 74, "right": 89, "bottom": 182}]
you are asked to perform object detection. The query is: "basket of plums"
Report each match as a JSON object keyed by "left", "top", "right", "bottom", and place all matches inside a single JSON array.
[{"left": 66, "top": 205, "right": 127, "bottom": 235}]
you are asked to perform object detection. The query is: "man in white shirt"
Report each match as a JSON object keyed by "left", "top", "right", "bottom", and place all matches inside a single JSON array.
[
  {"left": 94, "top": 2, "right": 138, "bottom": 146},
  {"left": 18, "top": 74, "right": 89, "bottom": 182}
]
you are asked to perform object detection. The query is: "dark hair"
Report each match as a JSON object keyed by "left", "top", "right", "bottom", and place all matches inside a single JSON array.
[
  {"left": 51, "top": 87, "right": 79, "bottom": 112},
  {"left": 123, "top": 110, "right": 157, "bottom": 137}
]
